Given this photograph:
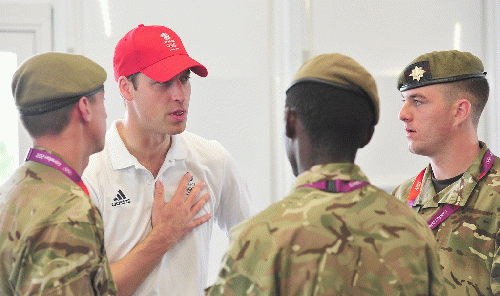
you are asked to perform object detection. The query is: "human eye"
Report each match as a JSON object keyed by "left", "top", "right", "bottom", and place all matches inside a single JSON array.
[
  {"left": 403, "top": 96, "right": 422, "bottom": 106},
  {"left": 180, "top": 73, "right": 191, "bottom": 83}
]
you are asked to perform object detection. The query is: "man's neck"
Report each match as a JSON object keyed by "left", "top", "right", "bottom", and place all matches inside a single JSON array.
[
  {"left": 117, "top": 120, "right": 172, "bottom": 178},
  {"left": 429, "top": 140, "right": 481, "bottom": 180},
  {"left": 33, "top": 131, "right": 87, "bottom": 176}
]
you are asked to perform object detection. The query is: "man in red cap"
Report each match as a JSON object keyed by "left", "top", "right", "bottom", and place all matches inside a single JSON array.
[{"left": 83, "top": 25, "right": 255, "bottom": 296}]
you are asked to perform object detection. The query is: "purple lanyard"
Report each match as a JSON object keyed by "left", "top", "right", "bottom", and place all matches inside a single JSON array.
[
  {"left": 413, "top": 149, "right": 495, "bottom": 230},
  {"left": 25, "top": 148, "right": 89, "bottom": 195},
  {"left": 300, "top": 179, "right": 369, "bottom": 193}
]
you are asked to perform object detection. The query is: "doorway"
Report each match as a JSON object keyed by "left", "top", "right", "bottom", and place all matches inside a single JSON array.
[{"left": 0, "top": 3, "right": 52, "bottom": 185}]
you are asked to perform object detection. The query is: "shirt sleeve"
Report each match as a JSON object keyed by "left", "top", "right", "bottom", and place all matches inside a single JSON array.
[
  {"left": 82, "top": 163, "right": 104, "bottom": 213},
  {"left": 11, "top": 222, "right": 116, "bottom": 295},
  {"left": 213, "top": 148, "right": 256, "bottom": 235}
]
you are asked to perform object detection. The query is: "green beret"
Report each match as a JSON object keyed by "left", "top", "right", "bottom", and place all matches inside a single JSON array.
[
  {"left": 397, "top": 50, "right": 486, "bottom": 92},
  {"left": 287, "top": 53, "right": 380, "bottom": 124},
  {"left": 12, "top": 52, "right": 106, "bottom": 116}
]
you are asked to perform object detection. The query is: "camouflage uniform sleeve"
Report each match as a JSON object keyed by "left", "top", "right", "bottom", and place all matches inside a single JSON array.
[
  {"left": 206, "top": 219, "right": 284, "bottom": 296},
  {"left": 205, "top": 254, "right": 266, "bottom": 296},
  {"left": 205, "top": 226, "right": 269, "bottom": 296},
  {"left": 10, "top": 222, "right": 116, "bottom": 295},
  {"left": 492, "top": 241, "right": 500, "bottom": 294}
]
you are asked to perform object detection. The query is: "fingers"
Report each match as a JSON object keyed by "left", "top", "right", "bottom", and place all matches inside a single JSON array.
[
  {"left": 153, "top": 180, "right": 165, "bottom": 206},
  {"left": 172, "top": 173, "right": 192, "bottom": 202},
  {"left": 158, "top": 173, "right": 211, "bottom": 219},
  {"left": 185, "top": 181, "right": 206, "bottom": 206},
  {"left": 191, "top": 213, "right": 212, "bottom": 228},
  {"left": 190, "top": 193, "right": 210, "bottom": 216}
]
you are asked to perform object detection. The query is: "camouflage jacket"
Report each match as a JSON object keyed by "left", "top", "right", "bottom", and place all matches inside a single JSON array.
[
  {"left": 393, "top": 142, "right": 500, "bottom": 296},
  {"left": 0, "top": 151, "right": 117, "bottom": 295},
  {"left": 206, "top": 163, "right": 447, "bottom": 296}
]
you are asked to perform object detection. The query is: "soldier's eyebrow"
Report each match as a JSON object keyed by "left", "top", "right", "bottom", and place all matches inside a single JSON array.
[{"left": 402, "top": 93, "right": 424, "bottom": 100}]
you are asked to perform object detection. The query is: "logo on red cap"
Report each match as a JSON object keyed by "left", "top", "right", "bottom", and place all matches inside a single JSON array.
[{"left": 160, "top": 33, "right": 179, "bottom": 51}]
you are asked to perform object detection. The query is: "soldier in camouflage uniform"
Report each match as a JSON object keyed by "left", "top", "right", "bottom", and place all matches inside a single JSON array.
[
  {"left": 392, "top": 50, "right": 499, "bottom": 296},
  {"left": 206, "top": 53, "right": 447, "bottom": 295},
  {"left": 0, "top": 52, "right": 117, "bottom": 295}
]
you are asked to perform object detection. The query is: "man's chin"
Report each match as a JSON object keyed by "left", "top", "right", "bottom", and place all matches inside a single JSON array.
[
  {"left": 167, "top": 122, "right": 187, "bottom": 135},
  {"left": 408, "top": 144, "right": 428, "bottom": 157},
  {"left": 92, "top": 144, "right": 105, "bottom": 155}
]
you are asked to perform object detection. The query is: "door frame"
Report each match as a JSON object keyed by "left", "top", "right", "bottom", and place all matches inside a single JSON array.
[{"left": 0, "top": 3, "right": 53, "bottom": 166}]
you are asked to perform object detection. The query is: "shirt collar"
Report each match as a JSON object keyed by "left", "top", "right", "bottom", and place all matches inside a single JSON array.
[{"left": 108, "top": 120, "right": 188, "bottom": 171}]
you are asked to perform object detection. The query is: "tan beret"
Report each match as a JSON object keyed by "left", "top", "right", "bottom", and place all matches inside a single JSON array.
[
  {"left": 12, "top": 52, "right": 106, "bottom": 116},
  {"left": 288, "top": 53, "right": 380, "bottom": 124},
  {"left": 397, "top": 50, "right": 486, "bottom": 92}
]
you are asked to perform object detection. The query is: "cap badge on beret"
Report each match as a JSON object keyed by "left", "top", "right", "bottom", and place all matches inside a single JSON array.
[{"left": 405, "top": 61, "right": 432, "bottom": 85}]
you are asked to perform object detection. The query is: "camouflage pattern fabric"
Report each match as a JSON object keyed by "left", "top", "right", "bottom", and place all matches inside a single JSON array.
[
  {"left": 0, "top": 154, "right": 117, "bottom": 295},
  {"left": 206, "top": 163, "right": 447, "bottom": 296},
  {"left": 393, "top": 142, "right": 500, "bottom": 296}
]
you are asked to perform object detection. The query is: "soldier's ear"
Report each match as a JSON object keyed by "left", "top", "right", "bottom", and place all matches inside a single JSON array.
[
  {"left": 453, "top": 98, "right": 472, "bottom": 127},
  {"left": 76, "top": 96, "right": 92, "bottom": 122},
  {"left": 285, "top": 108, "right": 297, "bottom": 139}
]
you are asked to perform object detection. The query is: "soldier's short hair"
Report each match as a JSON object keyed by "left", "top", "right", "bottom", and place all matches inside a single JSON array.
[
  {"left": 286, "top": 81, "right": 374, "bottom": 161},
  {"left": 21, "top": 93, "right": 98, "bottom": 138},
  {"left": 442, "top": 77, "right": 489, "bottom": 127}
]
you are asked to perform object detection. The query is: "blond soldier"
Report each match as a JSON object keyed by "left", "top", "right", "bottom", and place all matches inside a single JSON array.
[
  {"left": 0, "top": 52, "right": 116, "bottom": 295},
  {"left": 393, "top": 50, "right": 500, "bottom": 295},
  {"left": 206, "top": 53, "right": 447, "bottom": 295}
]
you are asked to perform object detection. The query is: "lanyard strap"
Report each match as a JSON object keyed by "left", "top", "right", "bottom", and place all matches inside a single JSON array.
[
  {"left": 300, "top": 179, "right": 369, "bottom": 193},
  {"left": 25, "top": 148, "right": 89, "bottom": 196},
  {"left": 407, "top": 149, "right": 494, "bottom": 229},
  {"left": 407, "top": 169, "right": 426, "bottom": 208}
]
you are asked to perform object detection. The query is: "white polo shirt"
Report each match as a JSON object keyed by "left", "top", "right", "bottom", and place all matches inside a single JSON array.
[{"left": 83, "top": 121, "right": 255, "bottom": 296}]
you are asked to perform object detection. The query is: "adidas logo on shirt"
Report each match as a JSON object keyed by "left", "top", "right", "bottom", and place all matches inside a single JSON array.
[{"left": 112, "top": 189, "right": 131, "bottom": 207}]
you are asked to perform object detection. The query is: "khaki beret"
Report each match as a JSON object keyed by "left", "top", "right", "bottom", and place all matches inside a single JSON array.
[
  {"left": 12, "top": 52, "right": 106, "bottom": 116},
  {"left": 287, "top": 53, "right": 380, "bottom": 124},
  {"left": 397, "top": 50, "right": 486, "bottom": 92}
]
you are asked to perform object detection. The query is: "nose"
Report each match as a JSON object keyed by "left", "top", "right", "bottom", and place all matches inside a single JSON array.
[
  {"left": 399, "top": 101, "right": 411, "bottom": 122},
  {"left": 171, "top": 79, "right": 187, "bottom": 103}
]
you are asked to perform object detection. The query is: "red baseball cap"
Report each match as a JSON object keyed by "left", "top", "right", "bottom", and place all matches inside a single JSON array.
[{"left": 113, "top": 24, "right": 208, "bottom": 82}]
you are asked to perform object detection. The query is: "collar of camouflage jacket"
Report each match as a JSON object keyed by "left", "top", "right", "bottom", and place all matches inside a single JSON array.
[
  {"left": 416, "top": 141, "right": 491, "bottom": 209},
  {"left": 292, "top": 163, "right": 370, "bottom": 192}
]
